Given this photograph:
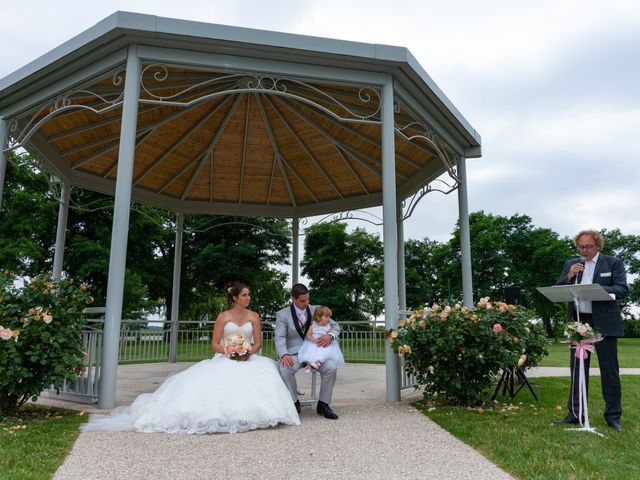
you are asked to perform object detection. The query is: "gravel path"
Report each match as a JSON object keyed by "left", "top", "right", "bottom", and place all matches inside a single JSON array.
[
  {"left": 54, "top": 403, "right": 513, "bottom": 480},
  {"left": 51, "top": 364, "right": 640, "bottom": 479}
]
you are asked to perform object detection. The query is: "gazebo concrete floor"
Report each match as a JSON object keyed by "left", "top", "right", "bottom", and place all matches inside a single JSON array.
[
  {"left": 39, "top": 362, "right": 424, "bottom": 411},
  {"left": 38, "top": 362, "right": 640, "bottom": 412}
]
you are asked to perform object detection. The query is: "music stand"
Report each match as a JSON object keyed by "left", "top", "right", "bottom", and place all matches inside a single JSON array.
[{"left": 537, "top": 283, "right": 612, "bottom": 437}]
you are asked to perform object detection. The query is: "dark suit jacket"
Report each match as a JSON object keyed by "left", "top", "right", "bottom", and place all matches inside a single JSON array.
[{"left": 556, "top": 253, "right": 629, "bottom": 336}]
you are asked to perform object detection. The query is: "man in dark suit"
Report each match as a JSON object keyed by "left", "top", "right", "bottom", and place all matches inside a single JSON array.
[
  {"left": 275, "top": 283, "right": 341, "bottom": 419},
  {"left": 555, "top": 229, "right": 628, "bottom": 431}
]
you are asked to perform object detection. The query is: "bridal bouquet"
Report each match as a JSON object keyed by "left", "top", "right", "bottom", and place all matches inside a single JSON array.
[{"left": 223, "top": 333, "right": 251, "bottom": 361}]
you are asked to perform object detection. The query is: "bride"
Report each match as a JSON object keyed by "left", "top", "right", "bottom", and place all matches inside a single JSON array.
[{"left": 81, "top": 282, "right": 300, "bottom": 434}]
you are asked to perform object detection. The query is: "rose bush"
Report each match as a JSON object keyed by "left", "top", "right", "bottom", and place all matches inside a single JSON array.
[
  {"left": 390, "top": 298, "right": 548, "bottom": 406},
  {"left": 0, "top": 270, "right": 93, "bottom": 416}
]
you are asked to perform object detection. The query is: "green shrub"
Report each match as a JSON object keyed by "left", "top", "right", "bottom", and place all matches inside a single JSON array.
[
  {"left": 390, "top": 298, "right": 549, "bottom": 406},
  {"left": 622, "top": 318, "right": 640, "bottom": 338},
  {"left": 0, "top": 271, "right": 93, "bottom": 416}
]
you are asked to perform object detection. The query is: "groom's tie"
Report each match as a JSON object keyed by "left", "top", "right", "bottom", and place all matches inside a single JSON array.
[{"left": 298, "top": 310, "right": 306, "bottom": 328}]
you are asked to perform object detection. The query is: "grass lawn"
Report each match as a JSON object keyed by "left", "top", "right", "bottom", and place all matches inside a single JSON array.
[
  {"left": 0, "top": 405, "right": 85, "bottom": 480},
  {"left": 538, "top": 338, "right": 640, "bottom": 368},
  {"left": 1, "top": 338, "right": 636, "bottom": 480},
  {"left": 420, "top": 375, "right": 640, "bottom": 480}
]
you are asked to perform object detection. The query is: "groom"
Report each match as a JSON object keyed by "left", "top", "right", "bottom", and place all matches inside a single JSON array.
[{"left": 275, "top": 283, "right": 340, "bottom": 420}]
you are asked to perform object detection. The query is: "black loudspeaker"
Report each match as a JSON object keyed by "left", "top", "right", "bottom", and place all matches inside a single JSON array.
[{"left": 504, "top": 285, "right": 522, "bottom": 305}]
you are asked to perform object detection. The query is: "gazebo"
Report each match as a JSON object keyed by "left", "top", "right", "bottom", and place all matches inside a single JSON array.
[{"left": 0, "top": 12, "right": 481, "bottom": 409}]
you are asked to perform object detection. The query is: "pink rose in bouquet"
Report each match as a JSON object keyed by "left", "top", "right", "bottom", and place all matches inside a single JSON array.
[
  {"left": 564, "top": 321, "right": 602, "bottom": 359},
  {"left": 223, "top": 333, "right": 251, "bottom": 361},
  {"left": 564, "top": 321, "right": 597, "bottom": 342}
]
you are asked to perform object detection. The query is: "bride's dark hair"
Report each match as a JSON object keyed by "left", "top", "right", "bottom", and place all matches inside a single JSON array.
[{"left": 226, "top": 281, "right": 249, "bottom": 303}]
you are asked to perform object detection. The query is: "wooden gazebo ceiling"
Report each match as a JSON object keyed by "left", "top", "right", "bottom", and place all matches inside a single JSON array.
[
  {"left": 1, "top": 13, "right": 481, "bottom": 218},
  {"left": 26, "top": 64, "right": 453, "bottom": 216}
]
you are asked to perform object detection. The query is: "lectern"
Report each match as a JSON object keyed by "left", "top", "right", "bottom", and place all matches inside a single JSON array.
[
  {"left": 537, "top": 283, "right": 612, "bottom": 437},
  {"left": 537, "top": 283, "right": 613, "bottom": 305}
]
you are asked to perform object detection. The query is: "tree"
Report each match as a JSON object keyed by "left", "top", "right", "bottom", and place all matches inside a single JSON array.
[
  {"left": 419, "top": 212, "right": 574, "bottom": 336},
  {"left": 600, "top": 229, "right": 640, "bottom": 315},
  {"left": 179, "top": 215, "right": 291, "bottom": 322},
  {"left": 301, "top": 222, "right": 383, "bottom": 324},
  {"left": 404, "top": 238, "right": 450, "bottom": 308},
  {"left": 0, "top": 154, "right": 58, "bottom": 276},
  {"left": 1, "top": 154, "right": 292, "bottom": 322},
  {"left": 64, "top": 191, "right": 174, "bottom": 319}
]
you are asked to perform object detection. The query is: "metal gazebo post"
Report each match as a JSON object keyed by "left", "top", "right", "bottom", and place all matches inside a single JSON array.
[
  {"left": 397, "top": 201, "right": 406, "bottom": 312},
  {"left": 52, "top": 179, "right": 70, "bottom": 280},
  {"left": 457, "top": 155, "right": 474, "bottom": 308},
  {"left": 169, "top": 211, "right": 184, "bottom": 363},
  {"left": 99, "top": 46, "right": 142, "bottom": 409},
  {"left": 292, "top": 217, "right": 300, "bottom": 284},
  {"left": 381, "top": 76, "right": 400, "bottom": 402},
  {"left": 0, "top": 117, "right": 7, "bottom": 211}
]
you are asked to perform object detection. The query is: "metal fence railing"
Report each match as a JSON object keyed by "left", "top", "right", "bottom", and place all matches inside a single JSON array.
[
  {"left": 113, "top": 320, "right": 387, "bottom": 363},
  {"left": 46, "top": 311, "right": 104, "bottom": 404},
  {"left": 48, "top": 317, "right": 416, "bottom": 403}
]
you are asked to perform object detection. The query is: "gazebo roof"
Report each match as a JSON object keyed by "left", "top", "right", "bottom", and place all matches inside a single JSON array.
[{"left": 0, "top": 11, "right": 480, "bottom": 218}]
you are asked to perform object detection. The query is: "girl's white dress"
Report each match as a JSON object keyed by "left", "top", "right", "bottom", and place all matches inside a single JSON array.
[
  {"left": 81, "top": 322, "right": 299, "bottom": 434},
  {"left": 297, "top": 321, "right": 345, "bottom": 366}
]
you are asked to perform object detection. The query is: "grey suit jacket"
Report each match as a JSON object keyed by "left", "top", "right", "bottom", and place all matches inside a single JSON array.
[
  {"left": 274, "top": 304, "right": 341, "bottom": 358},
  {"left": 556, "top": 253, "right": 629, "bottom": 336}
]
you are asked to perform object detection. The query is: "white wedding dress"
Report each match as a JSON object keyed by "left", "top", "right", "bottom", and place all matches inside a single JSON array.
[{"left": 81, "top": 322, "right": 300, "bottom": 434}]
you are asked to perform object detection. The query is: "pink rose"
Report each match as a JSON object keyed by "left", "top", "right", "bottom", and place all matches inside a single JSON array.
[
  {"left": 0, "top": 329, "right": 13, "bottom": 341},
  {"left": 576, "top": 325, "right": 587, "bottom": 335},
  {"left": 492, "top": 323, "right": 503, "bottom": 333}
]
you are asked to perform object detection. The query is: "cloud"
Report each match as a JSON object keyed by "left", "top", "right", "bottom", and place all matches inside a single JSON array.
[{"left": 1, "top": 0, "right": 639, "bottom": 248}]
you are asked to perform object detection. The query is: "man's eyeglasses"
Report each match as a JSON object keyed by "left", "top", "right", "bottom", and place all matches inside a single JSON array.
[{"left": 577, "top": 244, "right": 596, "bottom": 250}]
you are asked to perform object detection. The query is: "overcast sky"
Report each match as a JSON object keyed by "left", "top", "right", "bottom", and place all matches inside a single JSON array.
[{"left": 1, "top": 0, "right": 639, "bottom": 245}]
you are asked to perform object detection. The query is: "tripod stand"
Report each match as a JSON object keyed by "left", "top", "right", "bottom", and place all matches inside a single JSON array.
[{"left": 491, "top": 366, "right": 538, "bottom": 401}]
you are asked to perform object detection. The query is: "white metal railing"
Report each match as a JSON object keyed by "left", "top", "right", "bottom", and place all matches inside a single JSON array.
[
  {"left": 115, "top": 320, "right": 386, "bottom": 363},
  {"left": 398, "top": 309, "right": 418, "bottom": 390},
  {"left": 400, "top": 358, "right": 417, "bottom": 389},
  {"left": 48, "top": 316, "right": 416, "bottom": 402},
  {"left": 46, "top": 310, "right": 104, "bottom": 404}
]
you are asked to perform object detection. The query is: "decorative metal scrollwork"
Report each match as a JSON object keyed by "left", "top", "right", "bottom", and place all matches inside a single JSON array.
[
  {"left": 139, "top": 64, "right": 382, "bottom": 124},
  {"left": 395, "top": 120, "right": 460, "bottom": 184},
  {"left": 298, "top": 209, "right": 385, "bottom": 233},
  {"left": 401, "top": 177, "right": 458, "bottom": 221},
  {"left": 4, "top": 67, "right": 126, "bottom": 152}
]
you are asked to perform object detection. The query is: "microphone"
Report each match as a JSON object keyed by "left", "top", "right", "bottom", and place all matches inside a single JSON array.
[{"left": 575, "top": 256, "right": 587, "bottom": 284}]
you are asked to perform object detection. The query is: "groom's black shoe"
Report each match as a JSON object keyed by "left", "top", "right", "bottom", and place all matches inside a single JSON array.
[
  {"left": 316, "top": 401, "right": 338, "bottom": 420},
  {"left": 294, "top": 400, "right": 301, "bottom": 414}
]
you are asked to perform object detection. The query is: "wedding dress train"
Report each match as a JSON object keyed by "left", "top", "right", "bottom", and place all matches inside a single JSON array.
[{"left": 81, "top": 322, "right": 300, "bottom": 434}]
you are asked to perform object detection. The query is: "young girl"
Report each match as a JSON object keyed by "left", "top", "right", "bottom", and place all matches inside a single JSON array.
[{"left": 297, "top": 305, "right": 345, "bottom": 371}]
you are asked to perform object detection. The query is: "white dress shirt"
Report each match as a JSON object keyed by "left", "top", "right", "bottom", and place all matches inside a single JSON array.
[{"left": 578, "top": 252, "right": 599, "bottom": 313}]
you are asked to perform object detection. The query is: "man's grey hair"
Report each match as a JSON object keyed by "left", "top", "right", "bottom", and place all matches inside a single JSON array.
[{"left": 574, "top": 229, "right": 605, "bottom": 249}]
